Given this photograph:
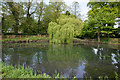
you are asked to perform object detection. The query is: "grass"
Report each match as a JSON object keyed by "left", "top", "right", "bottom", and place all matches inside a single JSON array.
[
  {"left": 74, "top": 38, "right": 120, "bottom": 45},
  {"left": 1, "top": 62, "right": 119, "bottom": 79},
  {"left": 2, "top": 36, "right": 48, "bottom": 42},
  {"left": 2, "top": 62, "right": 51, "bottom": 78},
  {"left": 1, "top": 62, "right": 69, "bottom": 79},
  {"left": 101, "top": 38, "right": 119, "bottom": 44}
]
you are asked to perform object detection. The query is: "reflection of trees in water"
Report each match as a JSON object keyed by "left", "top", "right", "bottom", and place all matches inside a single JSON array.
[
  {"left": 2, "top": 43, "right": 120, "bottom": 78},
  {"left": 46, "top": 44, "right": 93, "bottom": 77},
  {"left": 84, "top": 44, "right": 120, "bottom": 78},
  {"left": 3, "top": 46, "right": 35, "bottom": 66},
  {"left": 114, "top": 50, "right": 120, "bottom": 78},
  {"left": 3, "top": 47, "right": 21, "bottom": 65},
  {"left": 2, "top": 43, "right": 49, "bottom": 68},
  {"left": 31, "top": 48, "right": 49, "bottom": 74}
]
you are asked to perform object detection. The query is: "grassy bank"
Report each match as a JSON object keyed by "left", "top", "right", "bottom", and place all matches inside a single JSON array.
[
  {"left": 74, "top": 38, "right": 120, "bottom": 45},
  {"left": 2, "top": 35, "right": 120, "bottom": 45},
  {"left": 2, "top": 36, "right": 48, "bottom": 43},
  {"left": 101, "top": 38, "right": 120, "bottom": 44},
  {"left": 1, "top": 62, "right": 119, "bottom": 79}
]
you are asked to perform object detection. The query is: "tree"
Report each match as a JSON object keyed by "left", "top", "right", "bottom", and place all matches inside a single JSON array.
[
  {"left": 65, "top": 11, "right": 70, "bottom": 16},
  {"left": 20, "top": 17, "right": 37, "bottom": 33},
  {"left": 2, "top": 1, "right": 24, "bottom": 33},
  {"left": 49, "top": 2, "right": 66, "bottom": 22},
  {"left": 86, "top": 2, "right": 117, "bottom": 42},
  {"left": 2, "top": 13, "right": 15, "bottom": 33},
  {"left": 42, "top": 1, "right": 66, "bottom": 34},
  {"left": 71, "top": 1, "right": 81, "bottom": 18},
  {"left": 36, "top": 0, "right": 44, "bottom": 33},
  {"left": 48, "top": 15, "right": 83, "bottom": 43},
  {"left": 25, "top": 0, "right": 37, "bottom": 19},
  {"left": 7, "top": 2, "right": 19, "bottom": 33},
  {"left": 22, "top": 0, "right": 38, "bottom": 33},
  {"left": 114, "top": 2, "right": 120, "bottom": 39},
  {"left": 81, "top": 20, "right": 96, "bottom": 39}
]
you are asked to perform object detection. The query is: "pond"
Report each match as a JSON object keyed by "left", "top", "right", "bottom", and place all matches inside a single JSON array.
[{"left": 2, "top": 43, "right": 120, "bottom": 78}]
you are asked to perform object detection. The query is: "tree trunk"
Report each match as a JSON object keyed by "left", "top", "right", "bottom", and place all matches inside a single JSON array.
[
  {"left": 38, "top": 19, "right": 41, "bottom": 33},
  {"left": 14, "top": 26, "right": 18, "bottom": 34},
  {"left": 75, "top": 4, "right": 76, "bottom": 18},
  {"left": 98, "top": 31, "right": 100, "bottom": 42},
  {"left": 2, "top": 13, "right": 4, "bottom": 33},
  {"left": 7, "top": 2, "right": 19, "bottom": 34},
  {"left": 14, "top": 18, "right": 19, "bottom": 34},
  {"left": 37, "top": 0, "right": 43, "bottom": 33},
  {"left": 38, "top": 12, "right": 41, "bottom": 31}
]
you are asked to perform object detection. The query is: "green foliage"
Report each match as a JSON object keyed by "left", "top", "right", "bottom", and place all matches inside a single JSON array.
[
  {"left": 48, "top": 15, "right": 83, "bottom": 43},
  {"left": 2, "top": 14, "right": 15, "bottom": 33},
  {"left": 2, "top": 62, "right": 75, "bottom": 79},
  {"left": 3, "top": 2, "right": 24, "bottom": 33},
  {"left": 80, "top": 20, "right": 96, "bottom": 38},
  {"left": 58, "top": 15, "right": 83, "bottom": 37},
  {"left": 65, "top": 11, "right": 70, "bottom": 16},
  {"left": 83, "top": 2, "right": 118, "bottom": 40},
  {"left": 42, "top": 2, "right": 66, "bottom": 34},
  {"left": 2, "top": 1, "right": 66, "bottom": 34},
  {"left": 2, "top": 62, "right": 51, "bottom": 78},
  {"left": 20, "top": 17, "right": 38, "bottom": 33}
]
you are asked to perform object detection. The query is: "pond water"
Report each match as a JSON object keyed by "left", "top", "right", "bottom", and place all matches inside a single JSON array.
[{"left": 2, "top": 43, "right": 120, "bottom": 78}]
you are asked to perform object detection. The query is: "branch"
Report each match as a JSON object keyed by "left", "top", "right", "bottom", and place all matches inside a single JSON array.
[{"left": 30, "top": 7, "right": 37, "bottom": 16}]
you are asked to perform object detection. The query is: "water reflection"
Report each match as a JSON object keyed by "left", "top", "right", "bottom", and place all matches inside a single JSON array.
[{"left": 2, "top": 43, "right": 120, "bottom": 78}]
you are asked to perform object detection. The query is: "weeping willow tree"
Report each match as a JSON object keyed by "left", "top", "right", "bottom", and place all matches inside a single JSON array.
[{"left": 48, "top": 15, "right": 83, "bottom": 43}]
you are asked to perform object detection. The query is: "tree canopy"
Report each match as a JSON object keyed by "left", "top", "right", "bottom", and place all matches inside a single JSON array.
[
  {"left": 82, "top": 2, "right": 119, "bottom": 42},
  {"left": 48, "top": 15, "right": 83, "bottom": 43},
  {"left": 2, "top": 1, "right": 120, "bottom": 43}
]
